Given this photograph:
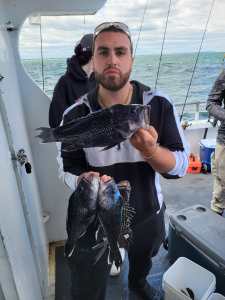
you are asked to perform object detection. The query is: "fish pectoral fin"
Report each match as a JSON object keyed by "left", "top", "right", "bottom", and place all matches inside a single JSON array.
[
  {"left": 117, "top": 127, "right": 131, "bottom": 139},
  {"left": 92, "top": 239, "right": 108, "bottom": 265},
  {"left": 109, "top": 246, "right": 122, "bottom": 268},
  {"left": 64, "top": 241, "right": 77, "bottom": 258},
  {"left": 101, "top": 144, "right": 118, "bottom": 151}
]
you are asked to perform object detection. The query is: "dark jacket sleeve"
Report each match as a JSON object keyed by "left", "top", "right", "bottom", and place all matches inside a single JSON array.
[
  {"left": 49, "top": 76, "right": 70, "bottom": 128},
  {"left": 206, "top": 70, "right": 225, "bottom": 121},
  {"left": 62, "top": 146, "right": 88, "bottom": 176}
]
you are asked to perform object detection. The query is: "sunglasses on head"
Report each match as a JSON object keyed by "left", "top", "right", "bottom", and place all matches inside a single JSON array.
[{"left": 94, "top": 22, "right": 131, "bottom": 39}]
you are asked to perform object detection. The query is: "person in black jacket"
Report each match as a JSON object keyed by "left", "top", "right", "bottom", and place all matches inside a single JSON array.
[{"left": 49, "top": 33, "right": 96, "bottom": 128}]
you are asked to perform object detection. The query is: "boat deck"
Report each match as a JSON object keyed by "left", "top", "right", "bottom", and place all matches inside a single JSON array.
[{"left": 49, "top": 173, "right": 214, "bottom": 300}]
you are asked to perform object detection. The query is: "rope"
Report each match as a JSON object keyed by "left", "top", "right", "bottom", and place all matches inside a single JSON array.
[
  {"left": 133, "top": 0, "right": 151, "bottom": 58},
  {"left": 180, "top": 0, "right": 216, "bottom": 121},
  {"left": 82, "top": 15, "right": 86, "bottom": 35},
  {"left": 39, "top": 16, "right": 45, "bottom": 91},
  {"left": 154, "top": 0, "right": 172, "bottom": 89}
]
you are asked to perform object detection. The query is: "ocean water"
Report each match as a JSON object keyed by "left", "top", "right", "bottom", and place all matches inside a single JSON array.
[{"left": 22, "top": 52, "right": 224, "bottom": 120}]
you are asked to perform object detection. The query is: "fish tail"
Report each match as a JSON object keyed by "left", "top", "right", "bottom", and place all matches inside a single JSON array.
[
  {"left": 35, "top": 127, "right": 56, "bottom": 143},
  {"left": 110, "top": 246, "right": 122, "bottom": 268}
]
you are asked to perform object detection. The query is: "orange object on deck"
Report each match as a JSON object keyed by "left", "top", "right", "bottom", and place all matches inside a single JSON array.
[{"left": 187, "top": 153, "right": 202, "bottom": 174}]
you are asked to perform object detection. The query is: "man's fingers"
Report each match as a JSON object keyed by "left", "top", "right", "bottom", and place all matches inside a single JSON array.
[
  {"left": 85, "top": 172, "right": 100, "bottom": 180},
  {"left": 131, "top": 127, "right": 157, "bottom": 144},
  {"left": 78, "top": 172, "right": 112, "bottom": 185},
  {"left": 101, "top": 175, "right": 112, "bottom": 182},
  {"left": 78, "top": 171, "right": 100, "bottom": 184},
  {"left": 146, "top": 126, "right": 158, "bottom": 139}
]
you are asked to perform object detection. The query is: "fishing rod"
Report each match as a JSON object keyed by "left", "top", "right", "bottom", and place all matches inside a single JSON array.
[
  {"left": 180, "top": 0, "right": 216, "bottom": 121},
  {"left": 154, "top": 0, "right": 172, "bottom": 90},
  {"left": 39, "top": 16, "right": 45, "bottom": 92},
  {"left": 133, "top": 0, "right": 151, "bottom": 58}
]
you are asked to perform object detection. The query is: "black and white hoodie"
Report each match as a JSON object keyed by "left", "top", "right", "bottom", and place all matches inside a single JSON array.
[{"left": 57, "top": 81, "right": 189, "bottom": 224}]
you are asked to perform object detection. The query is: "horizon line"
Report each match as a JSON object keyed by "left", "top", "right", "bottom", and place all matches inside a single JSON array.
[{"left": 21, "top": 50, "right": 224, "bottom": 60}]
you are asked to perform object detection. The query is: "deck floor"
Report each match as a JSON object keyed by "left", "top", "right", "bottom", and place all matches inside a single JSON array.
[{"left": 52, "top": 173, "right": 214, "bottom": 300}]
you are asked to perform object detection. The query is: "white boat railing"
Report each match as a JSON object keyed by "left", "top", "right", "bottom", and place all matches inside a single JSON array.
[{"left": 175, "top": 100, "right": 207, "bottom": 121}]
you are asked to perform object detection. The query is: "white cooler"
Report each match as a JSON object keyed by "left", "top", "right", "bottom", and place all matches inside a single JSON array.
[
  {"left": 162, "top": 257, "right": 216, "bottom": 300},
  {"left": 208, "top": 294, "right": 225, "bottom": 300}
]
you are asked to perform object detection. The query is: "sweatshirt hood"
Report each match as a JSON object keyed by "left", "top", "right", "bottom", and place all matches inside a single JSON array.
[{"left": 66, "top": 55, "right": 88, "bottom": 81}]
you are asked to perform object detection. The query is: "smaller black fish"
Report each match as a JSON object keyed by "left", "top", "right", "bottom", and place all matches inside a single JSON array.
[
  {"left": 36, "top": 104, "right": 151, "bottom": 151},
  {"left": 65, "top": 174, "right": 100, "bottom": 258},
  {"left": 98, "top": 178, "right": 123, "bottom": 269}
]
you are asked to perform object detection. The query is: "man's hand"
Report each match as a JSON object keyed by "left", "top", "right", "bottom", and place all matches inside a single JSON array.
[
  {"left": 130, "top": 126, "right": 158, "bottom": 158},
  {"left": 101, "top": 174, "right": 112, "bottom": 182},
  {"left": 77, "top": 171, "right": 100, "bottom": 185},
  {"left": 78, "top": 172, "right": 112, "bottom": 185},
  {"left": 130, "top": 126, "right": 176, "bottom": 173}
]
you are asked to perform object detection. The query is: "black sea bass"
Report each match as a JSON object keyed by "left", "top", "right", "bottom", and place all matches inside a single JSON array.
[
  {"left": 36, "top": 104, "right": 151, "bottom": 151},
  {"left": 98, "top": 178, "right": 124, "bottom": 268},
  {"left": 65, "top": 174, "right": 100, "bottom": 258}
]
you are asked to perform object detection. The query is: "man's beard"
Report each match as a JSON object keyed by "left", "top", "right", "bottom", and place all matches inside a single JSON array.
[{"left": 94, "top": 69, "right": 131, "bottom": 91}]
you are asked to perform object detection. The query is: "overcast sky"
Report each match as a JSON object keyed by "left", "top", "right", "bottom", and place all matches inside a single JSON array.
[{"left": 19, "top": 0, "right": 225, "bottom": 59}]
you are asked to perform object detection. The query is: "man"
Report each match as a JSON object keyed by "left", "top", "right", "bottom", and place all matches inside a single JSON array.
[
  {"left": 58, "top": 22, "right": 189, "bottom": 300},
  {"left": 206, "top": 65, "right": 225, "bottom": 216},
  {"left": 49, "top": 33, "right": 96, "bottom": 128},
  {"left": 50, "top": 32, "right": 124, "bottom": 277}
]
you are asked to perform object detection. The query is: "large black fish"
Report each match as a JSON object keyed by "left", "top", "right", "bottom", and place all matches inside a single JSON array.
[
  {"left": 36, "top": 104, "right": 151, "bottom": 151},
  {"left": 97, "top": 178, "right": 124, "bottom": 269},
  {"left": 65, "top": 174, "right": 100, "bottom": 258}
]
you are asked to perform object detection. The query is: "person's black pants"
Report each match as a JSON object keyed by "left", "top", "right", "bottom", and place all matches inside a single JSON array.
[
  {"left": 67, "top": 240, "right": 111, "bottom": 300},
  {"left": 128, "top": 205, "right": 166, "bottom": 287}
]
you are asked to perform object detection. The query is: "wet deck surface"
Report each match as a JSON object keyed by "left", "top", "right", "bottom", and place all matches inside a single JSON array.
[{"left": 55, "top": 173, "right": 214, "bottom": 300}]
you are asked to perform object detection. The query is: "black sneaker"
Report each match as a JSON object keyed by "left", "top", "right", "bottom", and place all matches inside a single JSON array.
[
  {"left": 211, "top": 208, "right": 224, "bottom": 216},
  {"left": 215, "top": 210, "right": 224, "bottom": 216},
  {"left": 129, "top": 281, "right": 164, "bottom": 300},
  {"left": 217, "top": 211, "right": 224, "bottom": 216}
]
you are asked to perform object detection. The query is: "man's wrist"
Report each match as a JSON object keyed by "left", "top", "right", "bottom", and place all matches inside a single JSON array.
[{"left": 142, "top": 143, "right": 160, "bottom": 160}]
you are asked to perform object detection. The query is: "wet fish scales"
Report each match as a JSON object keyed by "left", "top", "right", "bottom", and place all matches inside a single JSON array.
[
  {"left": 37, "top": 107, "right": 114, "bottom": 143},
  {"left": 65, "top": 175, "right": 100, "bottom": 258},
  {"left": 98, "top": 179, "right": 123, "bottom": 268},
  {"left": 36, "top": 104, "right": 151, "bottom": 151}
]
